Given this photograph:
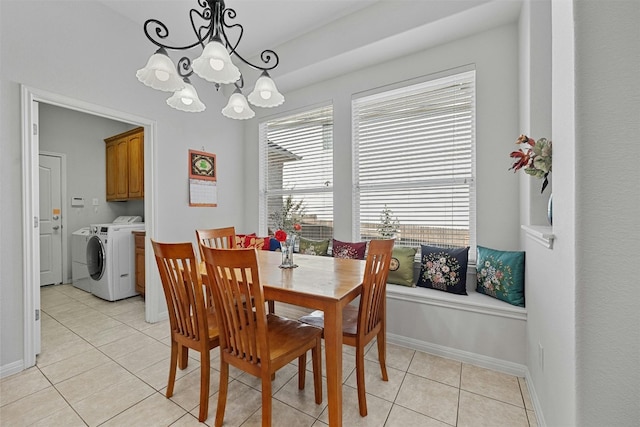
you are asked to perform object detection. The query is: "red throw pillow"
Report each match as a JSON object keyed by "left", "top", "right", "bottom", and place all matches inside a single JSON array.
[
  {"left": 238, "top": 235, "right": 271, "bottom": 250},
  {"left": 235, "top": 233, "right": 256, "bottom": 248},
  {"left": 332, "top": 239, "right": 367, "bottom": 260}
]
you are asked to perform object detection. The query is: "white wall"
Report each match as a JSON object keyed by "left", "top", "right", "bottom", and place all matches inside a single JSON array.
[
  {"left": 1, "top": 0, "right": 244, "bottom": 371},
  {"left": 244, "top": 23, "right": 522, "bottom": 252},
  {"left": 520, "top": 1, "right": 578, "bottom": 426},
  {"left": 519, "top": 0, "right": 552, "bottom": 227},
  {"left": 524, "top": 1, "right": 640, "bottom": 426},
  {"left": 4, "top": 2, "right": 638, "bottom": 424},
  {"left": 573, "top": 1, "right": 640, "bottom": 425}
]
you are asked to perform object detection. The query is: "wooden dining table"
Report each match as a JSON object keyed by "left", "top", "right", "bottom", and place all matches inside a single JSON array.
[{"left": 200, "top": 249, "right": 366, "bottom": 427}]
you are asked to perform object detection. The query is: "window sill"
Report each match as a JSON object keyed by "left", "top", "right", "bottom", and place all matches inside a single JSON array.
[{"left": 521, "top": 225, "right": 554, "bottom": 249}]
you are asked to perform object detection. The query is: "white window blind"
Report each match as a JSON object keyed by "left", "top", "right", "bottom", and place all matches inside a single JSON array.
[
  {"left": 260, "top": 105, "right": 334, "bottom": 240},
  {"left": 353, "top": 70, "right": 476, "bottom": 257}
]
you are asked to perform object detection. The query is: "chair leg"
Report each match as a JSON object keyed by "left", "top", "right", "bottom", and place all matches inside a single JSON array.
[
  {"left": 298, "top": 352, "right": 307, "bottom": 390},
  {"left": 312, "top": 338, "right": 322, "bottom": 404},
  {"left": 215, "top": 362, "right": 229, "bottom": 427},
  {"left": 267, "top": 300, "right": 275, "bottom": 314},
  {"left": 178, "top": 343, "right": 189, "bottom": 370},
  {"left": 261, "top": 374, "right": 273, "bottom": 427},
  {"left": 376, "top": 330, "right": 389, "bottom": 381},
  {"left": 166, "top": 339, "right": 178, "bottom": 398},
  {"left": 198, "top": 348, "right": 210, "bottom": 422},
  {"left": 355, "top": 344, "right": 368, "bottom": 416}
]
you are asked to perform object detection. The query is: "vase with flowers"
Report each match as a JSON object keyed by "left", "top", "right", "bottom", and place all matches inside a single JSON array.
[
  {"left": 274, "top": 228, "right": 298, "bottom": 268},
  {"left": 510, "top": 134, "right": 553, "bottom": 223},
  {"left": 270, "top": 194, "right": 304, "bottom": 268}
]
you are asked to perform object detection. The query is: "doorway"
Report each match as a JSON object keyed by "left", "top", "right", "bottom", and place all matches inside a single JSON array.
[{"left": 21, "top": 85, "right": 161, "bottom": 369}]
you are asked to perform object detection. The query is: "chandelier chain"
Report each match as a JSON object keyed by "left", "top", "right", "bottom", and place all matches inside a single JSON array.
[
  {"left": 142, "top": 0, "right": 279, "bottom": 75},
  {"left": 137, "top": 0, "right": 285, "bottom": 118}
]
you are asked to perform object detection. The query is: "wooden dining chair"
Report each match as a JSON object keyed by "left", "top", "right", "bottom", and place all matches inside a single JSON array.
[
  {"left": 197, "top": 226, "right": 275, "bottom": 314},
  {"left": 202, "top": 246, "right": 323, "bottom": 427},
  {"left": 151, "top": 240, "right": 220, "bottom": 422},
  {"left": 195, "top": 226, "right": 237, "bottom": 259},
  {"left": 299, "top": 238, "right": 394, "bottom": 417}
]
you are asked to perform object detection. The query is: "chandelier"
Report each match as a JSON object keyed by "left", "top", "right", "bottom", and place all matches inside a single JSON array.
[{"left": 136, "top": 0, "right": 284, "bottom": 120}]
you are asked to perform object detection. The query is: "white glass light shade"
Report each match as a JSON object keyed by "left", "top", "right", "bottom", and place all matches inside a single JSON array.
[
  {"left": 136, "top": 48, "right": 184, "bottom": 92},
  {"left": 222, "top": 89, "right": 255, "bottom": 120},
  {"left": 248, "top": 71, "right": 284, "bottom": 107},
  {"left": 192, "top": 39, "right": 241, "bottom": 84},
  {"left": 166, "top": 80, "right": 206, "bottom": 112}
]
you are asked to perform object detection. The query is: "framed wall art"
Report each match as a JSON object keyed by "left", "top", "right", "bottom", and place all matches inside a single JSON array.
[{"left": 188, "top": 149, "right": 217, "bottom": 207}]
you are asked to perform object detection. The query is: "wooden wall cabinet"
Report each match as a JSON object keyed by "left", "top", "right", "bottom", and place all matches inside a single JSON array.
[
  {"left": 105, "top": 127, "right": 144, "bottom": 201},
  {"left": 133, "top": 231, "right": 145, "bottom": 297}
]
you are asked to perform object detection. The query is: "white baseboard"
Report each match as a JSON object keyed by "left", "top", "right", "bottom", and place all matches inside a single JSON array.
[
  {"left": 525, "top": 370, "right": 547, "bottom": 427},
  {"left": 1, "top": 359, "right": 25, "bottom": 379},
  {"left": 387, "top": 332, "right": 527, "bottom": 377}
]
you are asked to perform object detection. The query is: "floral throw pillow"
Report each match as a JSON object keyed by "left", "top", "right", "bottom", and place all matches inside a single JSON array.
[
  {"left": 298, "top": 238, "right": 330, "bottom": 256},
  {"left": 416, "top": 245, "right": 469, "bottom": 295},
  {"left": 476, "top": 246, "right": 525, "bottom": 307},
  {"left": 332, "top": 239, "right": 367, "bottom": 260}
]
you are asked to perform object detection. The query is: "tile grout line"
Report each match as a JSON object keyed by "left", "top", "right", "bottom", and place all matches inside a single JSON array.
[
  {"left": 42, "top": 288, "right": 184, "bottom": 425},
  {"left": 19, "top": 285, "right": 535, "bottom": 426}
]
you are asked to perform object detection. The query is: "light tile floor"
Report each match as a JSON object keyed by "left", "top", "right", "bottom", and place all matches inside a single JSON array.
[{"left": 1, "top": 284, "right": 537, "bottom": 426}]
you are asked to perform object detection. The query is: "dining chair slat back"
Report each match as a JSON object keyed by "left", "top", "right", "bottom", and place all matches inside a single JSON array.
[
  {"left": 360, "top": 239, "right": 395, "bottom": 338},
  {"left": 202, "top": 246, "right": 323, "bottom": 427},
  {"left": 299, "top": 238, "right": 394, "bottom": 417},
  {"left": 151, "top": 240, "right": 220, "bottom": 422},
  {"left": 195, "top": 226, "right": 237, "bottom": 260}
]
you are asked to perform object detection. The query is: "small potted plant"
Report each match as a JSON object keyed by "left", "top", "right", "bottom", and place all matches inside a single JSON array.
[
  {"left": 510, "top": 134, "right": 553, "bottom": 224},
  {"left": 509, "top": 134, "right": 552, "bottom": 193},
  {"left": 377, "top": 205, "right": 400, "bottom": 239}
]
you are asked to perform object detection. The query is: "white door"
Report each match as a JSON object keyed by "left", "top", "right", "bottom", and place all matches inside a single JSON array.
[{"left": 39, "top": 154, "right": 63, "bottom": 286}]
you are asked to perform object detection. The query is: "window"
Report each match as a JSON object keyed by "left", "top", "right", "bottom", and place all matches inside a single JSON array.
[
  {"left": 353, "top": 70, "right": 476, "bottom": 258},
  {"left": 260, "top": 105, "right": 334, "bottom": 240}
]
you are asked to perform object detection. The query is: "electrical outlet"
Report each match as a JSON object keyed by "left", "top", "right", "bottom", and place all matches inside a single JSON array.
[{"left": 538, "top": 342, "right": 544, "bottom": 371}]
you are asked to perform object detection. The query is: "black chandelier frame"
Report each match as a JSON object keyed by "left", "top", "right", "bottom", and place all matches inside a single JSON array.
[{"left": 142, "top": 0, "right": 279, "bottom": 87}]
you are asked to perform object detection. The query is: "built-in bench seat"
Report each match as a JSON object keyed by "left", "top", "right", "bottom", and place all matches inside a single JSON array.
[
  {"left": 384, "top": 266, "right": 527, "bottom": 376},
  {"left": 278, "top": 243, "right": 528, "bottom": 375},
  {"left": 387, "top": 282, "right": 527, "bottom": 320}
]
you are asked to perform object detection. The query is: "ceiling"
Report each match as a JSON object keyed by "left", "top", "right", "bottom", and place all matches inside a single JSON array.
[
  {"left": 100, "top": 0, "right": 381, "bottom": 59},
  {"left": 100, "top": 0, "right": 521, "bottom": 92}
]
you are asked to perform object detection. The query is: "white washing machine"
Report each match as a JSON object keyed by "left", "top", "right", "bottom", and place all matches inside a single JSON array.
[
  {"left": 86, "top": 216, "right": 144, "bottom": 301},
  {"left": 71, "top": 227, "right": 92, "bottom": 292}
]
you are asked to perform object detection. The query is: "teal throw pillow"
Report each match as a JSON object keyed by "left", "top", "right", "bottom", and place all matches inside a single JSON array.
[
  {"left": 476, "top": 245, "right": 525, "bottom": 307},
  {"left": 298, "top": 237, "right": 330, "bottom": 256},
  {"left": 416, "top": 245, "right": 469, "bottom": 295},
  {"left": 387, "top": 246, "right": 417, "bottom": 287}
]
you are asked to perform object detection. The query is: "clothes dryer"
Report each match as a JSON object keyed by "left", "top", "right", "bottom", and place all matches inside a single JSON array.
[{"left": 86, "top": 219, "right": 144, "bottom": 301}]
